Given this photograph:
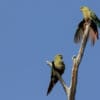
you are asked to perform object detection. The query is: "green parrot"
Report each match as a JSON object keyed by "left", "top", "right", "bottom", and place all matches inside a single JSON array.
[
  {"left": 80, "top": 6, "right": 100, "bottom": 27},
  {"left": 47, "top": 54, "right": 65, "bottom": 95},
  {"left": 74, "top": 6, "right": 100, "bottom": 45}
]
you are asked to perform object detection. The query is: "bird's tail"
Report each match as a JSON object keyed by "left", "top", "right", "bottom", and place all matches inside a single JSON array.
[
  {"left": 47, "top": 77, "right": 58, "bottom": 96},
  {"left": 47, "top": 81, "right": 54, "bottom": 95}
]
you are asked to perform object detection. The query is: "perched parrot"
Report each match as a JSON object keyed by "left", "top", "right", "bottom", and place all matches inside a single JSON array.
[
  {"left": 47, "top": 54, "right": 65, "bottom": 95},
  {"left": 74, "top": 6, "right": 100, "bottom": 45}
]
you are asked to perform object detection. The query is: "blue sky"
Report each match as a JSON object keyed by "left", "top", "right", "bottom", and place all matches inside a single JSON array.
[{"left": 0, "top": 0, "right": 100, "bottom": 100}]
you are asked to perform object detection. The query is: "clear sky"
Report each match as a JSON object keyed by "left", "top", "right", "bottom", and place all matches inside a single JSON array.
[{"left": 0, "top": 0, "right": 100, "bottom": 100}]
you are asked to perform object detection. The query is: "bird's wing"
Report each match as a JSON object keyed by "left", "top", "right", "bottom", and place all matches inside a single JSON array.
[
  {"left": 89, "top": 20, "right": 99, "bottom": 45},
  {"left": 91, "top": 11, "right": 100, "bottom": 27},
  {"left": 47, "top": 68, "right": 58, "bottom": 95},
  {"left": 89, "top": 27, "right": 98, "bottom": 45},
  {"left": 59, "top": 62, "right": 65, "bottom": 74},
  {"left": 74, "top": 19, "right": 85, "bottom": 43},
  {"left": 90, "top": 20, "right": 99, "bottom": 39}
]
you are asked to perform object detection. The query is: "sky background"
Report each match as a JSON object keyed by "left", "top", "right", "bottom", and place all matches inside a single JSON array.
[{"left": 0, "top": 0, "right": 100, "bottom": 100}]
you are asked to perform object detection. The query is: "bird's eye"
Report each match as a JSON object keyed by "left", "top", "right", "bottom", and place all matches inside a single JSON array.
[{"left": 60, "top": 56, "right": 63, "bottom": 59}]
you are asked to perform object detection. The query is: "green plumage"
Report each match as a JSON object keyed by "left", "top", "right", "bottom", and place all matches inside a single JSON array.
[
  {"left": 47, "top": 54, "right": 65, "bottom": 95},
  {"left": 74, "top": 19, "right": 99, "bottom": 45},
  {"left": 74, "top": 6, "right": 100, "bottom": 45},
  {"left": 91, "top": 11, "right": 100, "bottom": 27}
]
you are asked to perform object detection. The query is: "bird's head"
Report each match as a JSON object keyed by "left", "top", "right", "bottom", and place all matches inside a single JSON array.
[
  {"left": 80, "top": 6, "right": 90, "bottom": 12},
  {"left": 80, "top": 6, "right": 91, "bottom": 19},
  {"left": 54, "top": 54, "right": 63, "bottom": 62}
]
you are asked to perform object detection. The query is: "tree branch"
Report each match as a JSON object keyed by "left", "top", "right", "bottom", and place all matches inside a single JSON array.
[
  {"left": 69, "top": 23, "right": 90, "bottom": 100},
  {"left": 46, "top": 22, "right": 90, "bottom": 100}
]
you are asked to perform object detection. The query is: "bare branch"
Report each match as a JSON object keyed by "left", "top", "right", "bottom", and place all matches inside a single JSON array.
[
  {"left": 69, "top": 23, "right": 90, "bottom": 100},
  {"left": 46, "top": 61, "right": 52, "bottom": 67},
  {"left": 46, "top": 22, "right": 90, "bottom": 100},
  {"left": 55, "top": 71, "right": 70, "bottom": 96}
]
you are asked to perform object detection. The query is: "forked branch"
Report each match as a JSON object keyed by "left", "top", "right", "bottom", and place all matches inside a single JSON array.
[{"left": 46, "top": 22, "right": 90, "bottom": 100}]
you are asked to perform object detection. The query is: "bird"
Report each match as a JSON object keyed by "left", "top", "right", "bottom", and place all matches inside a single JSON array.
[
  {"left": 47, "top": 54, "right": 65, "bottom": 96},
  {"left": 74, "top": 6, "right": 100, "bottom": 45},
  {"left": 80, "top": 6, "right": 100, "bottom": 27}
]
